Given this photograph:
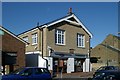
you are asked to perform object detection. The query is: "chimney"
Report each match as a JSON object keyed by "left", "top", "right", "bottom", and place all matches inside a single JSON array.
[{"left": 68, "top": 8, "right": 73, "bottom": 15}]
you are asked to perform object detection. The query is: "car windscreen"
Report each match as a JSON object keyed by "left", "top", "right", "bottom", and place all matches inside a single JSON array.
[
  {"left": 34, "top": 68, "right": 50, "bottom": 74},
  {"left": 97, "top": 66, "right": 120, "bottom": 71},
  {"left": 9, "top": 68, "right": 25, "bottom": 75},
  {"left": 97, "top": 66, "right": 106, "bottom": 71}
]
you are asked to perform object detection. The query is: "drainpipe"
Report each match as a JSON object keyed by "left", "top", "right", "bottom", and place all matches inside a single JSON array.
[{"left": 38, "top": 26, "right": 48, "bottom": 69}]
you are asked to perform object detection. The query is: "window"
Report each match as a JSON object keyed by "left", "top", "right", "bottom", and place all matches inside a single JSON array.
[
  {"left": 21, "top": 68, "right": 33, "bottom": 76},
  {"left": 32, "top": 33, "right": 38, "bottom": 45},
  {"left": 55, "top": 29, "right": 65, "bottom": 45},
  {"left": 23, "top": 36, "right": 28, "bottom": 43},
  {"left": 77, "top": 33, "right": 85, "bottom": 47},
  {"left": 35, "top": 68, "right": 43, "bottom": 74},
  {"left": 35, "top": 68, "right": 50, "bottom": 74}
]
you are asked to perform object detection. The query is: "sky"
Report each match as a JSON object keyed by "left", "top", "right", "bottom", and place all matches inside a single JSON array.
[{"left": 2, "top": 2, "right": 119, "bottom": 47}]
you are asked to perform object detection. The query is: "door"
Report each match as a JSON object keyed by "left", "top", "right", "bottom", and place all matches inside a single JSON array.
[
  {"left": 67, "top": 58, "right": 74, "bottom": 73},
  {"left": 33, "top": 68, "right": 51, "bottom": 80},
  {"left": 18, "top": 68, "right": 33, "bottom": 80}
]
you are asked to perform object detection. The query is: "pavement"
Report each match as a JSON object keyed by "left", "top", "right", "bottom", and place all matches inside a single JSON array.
[{"left": 53, "top": 72, "right": 94, "bottom": 80}]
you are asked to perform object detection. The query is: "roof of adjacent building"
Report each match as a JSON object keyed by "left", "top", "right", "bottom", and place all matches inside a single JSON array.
[
  {"left": 92, "top": 34, "right": 120, "bottom": 54},
  {"left": 0, "top": 26, "right": 27, "bottom": 44},
  {"left": 18, "top": 13, "right": 93, "bottom": 38},
  {"left": 101, "top": 34, "right": 120, "bottom": 52},
  {"left": 100, "top": 44, "right": 120, "bottom": 52}
]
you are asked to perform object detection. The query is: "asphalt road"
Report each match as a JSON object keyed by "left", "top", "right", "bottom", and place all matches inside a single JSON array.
[
  {"left": 52, "top": 72, "right": 93, "bottom": 80},
  {"left": 53, "top": 78, "right": 92, "bottom": 80}
]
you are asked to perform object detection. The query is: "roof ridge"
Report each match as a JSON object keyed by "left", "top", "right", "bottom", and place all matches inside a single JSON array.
[
  {"left": 18, "top": 13, "right": 92, "bottom": 38},
  {"left": 100, "top": 44, "right": 120, "bottom": 52},
  {"left": 0, "top": 26, "right": 27, "bottom": 44}
]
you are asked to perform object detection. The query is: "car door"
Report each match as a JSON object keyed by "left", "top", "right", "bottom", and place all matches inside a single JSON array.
[
  {"left": 18, "top": 68, "right": 34, "bottom": 80},
  {"left": 32, "top": 68, "right": 51, "bottom": 80}
]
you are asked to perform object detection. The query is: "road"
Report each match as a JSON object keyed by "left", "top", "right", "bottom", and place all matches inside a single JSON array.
[
  {"left": 53, "top": 78, "right": 90, "bottom": 80},
  {"left": 52, "top": 72, "right": 93, "bottom": 80}
]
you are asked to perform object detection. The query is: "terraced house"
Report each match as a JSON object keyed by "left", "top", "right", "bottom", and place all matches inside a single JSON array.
[{"left": 18, "top": 10, "right": 93, "bottom": 73}]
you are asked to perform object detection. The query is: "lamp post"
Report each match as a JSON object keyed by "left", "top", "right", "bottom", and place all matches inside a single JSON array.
[
  {"left": 87, "top": 39, "right": 91, "bottom": 72},
  {"left": 105, "top": 41, "right": 108, "bottom": 66}
]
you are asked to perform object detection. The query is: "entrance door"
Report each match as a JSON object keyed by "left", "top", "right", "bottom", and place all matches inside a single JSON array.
[
  {"left": 67, "top": 58, "right": 74, "bottom": 73},
  {"left": 2, "top": 52, "right": 17, "bottom": 74},
  {"left": 53, "top": 58, "right": 58, "bottom": 77}
]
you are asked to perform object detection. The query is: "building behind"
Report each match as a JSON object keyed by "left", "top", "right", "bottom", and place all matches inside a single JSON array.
[
  {"left": 91, "top": 34, "right": 120, "bottom": 71},
  {"left": 0, "top": 26, "right": 26, "bottom": 74}
]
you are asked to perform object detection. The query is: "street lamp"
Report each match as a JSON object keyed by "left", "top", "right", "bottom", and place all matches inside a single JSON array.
[
  {"left": 105, "top": 41, "right": 108, "bottom": 66},
  {"left": 87, "top": 40, "right": 91, "bottom": 72}
]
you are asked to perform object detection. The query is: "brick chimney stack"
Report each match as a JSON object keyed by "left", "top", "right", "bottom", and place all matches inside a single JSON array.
[{"left": 68, "top": 8, "right": 73, "bottom": 15}]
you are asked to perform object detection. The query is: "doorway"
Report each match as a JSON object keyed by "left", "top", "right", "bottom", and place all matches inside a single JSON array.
[{"left": 2, "top": 52, "right": 17, "bottom": 74}]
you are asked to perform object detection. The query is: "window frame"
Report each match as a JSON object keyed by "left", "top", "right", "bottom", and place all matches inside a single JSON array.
[
  {"left": 21, "top": 68, "right": 33, "bottom": 76},
  {"left": 23, "top": 36, "right": 29, "bottom": 43},
  {"left": 32, "top": 33, "right": 38, "bottom": 45},
  {"left": 77, "top": 33, "right": 85, "bottom": 48},
  {"left": 55, "top": 29, "right": 65, "bottom": 45},
  {"left": 23, "top": 36, "right": 29, "bottom": 46}
]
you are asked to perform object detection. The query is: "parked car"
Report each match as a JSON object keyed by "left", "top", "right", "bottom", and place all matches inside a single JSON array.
[
  {"left": 2, "top": 67, "right": 52, "bottom": 80},
  {"left": 96, "top": 66, "right": 119, "bottom": 72},
  {"left": 93, "top": 66, "right": 120, "bottom": 80},
  {"left": 92, "top": 70, "right": 120, "bottom": 80}
]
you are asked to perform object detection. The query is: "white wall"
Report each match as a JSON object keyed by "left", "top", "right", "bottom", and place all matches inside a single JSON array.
[
  {"left": 44, "top": 57, "right": 53, "bottom": 70},
  {"left": 38, "top": 56, "right": 46, "bottom": 68}
]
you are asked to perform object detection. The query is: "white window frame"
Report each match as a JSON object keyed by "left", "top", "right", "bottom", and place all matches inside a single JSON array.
[
  {"left": 23, "top": 36, "right": 29, "bottom": 46},
  {"left": 55, "top": 29, "right": 65, "bottom": 45},
  {"left": 32, "top": 33, "right": 38, "bottom": 45},
  {"left": 23, "top": 36, "right": 28, "bottom": 43},
  {"left": 77, "top": 33, "right": 85, "bottom": 47}
]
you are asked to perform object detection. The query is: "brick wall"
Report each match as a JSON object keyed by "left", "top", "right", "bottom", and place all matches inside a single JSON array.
[{"left": 2, "top": 32, "right": 25, "bottom": 70}]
